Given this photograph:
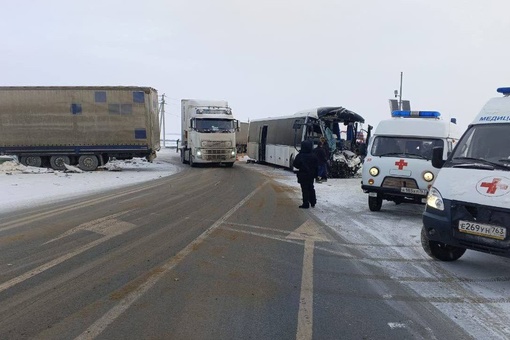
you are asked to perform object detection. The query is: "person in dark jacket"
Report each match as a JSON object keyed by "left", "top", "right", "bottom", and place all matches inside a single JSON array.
[
  {"left": 313, "top": 141, "right": 328, "bottom": 183},
  {"left": 293, "top": 139, "right": 319, "bottom": 209}
]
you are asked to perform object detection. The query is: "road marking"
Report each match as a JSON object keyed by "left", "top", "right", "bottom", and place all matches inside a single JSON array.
[
  {"left": 286, "top": 219, "right": 330, "bottom": 340},
  {"left": 75, "top": 180, "right": 269, "bottom": 340},
  {"left": 0, "top": 215, "right": 135, "bottom": 293},
  {"left": 0, "top": 182, "right": 162, "bottom": 233}
]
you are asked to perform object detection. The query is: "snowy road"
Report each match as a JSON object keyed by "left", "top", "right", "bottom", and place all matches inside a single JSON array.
[{"left": 1, "top": 148, "right": 510, "bottom": 338}]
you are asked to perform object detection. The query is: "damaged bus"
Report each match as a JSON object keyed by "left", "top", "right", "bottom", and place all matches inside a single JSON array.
[{"left": 246, "top": 107, "right": 369, "bottom": 176}]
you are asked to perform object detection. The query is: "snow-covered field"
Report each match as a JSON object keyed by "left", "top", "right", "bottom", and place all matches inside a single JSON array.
[{"left": 2, "top": 147, "right": 510, "bottom": 338}]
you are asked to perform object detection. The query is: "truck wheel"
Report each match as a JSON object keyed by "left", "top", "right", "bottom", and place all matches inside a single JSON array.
[
  {"left": 20, "top": 156, "right": 42, "bottom": 167},
  {"left": 368, "top": 195, "right": 382, "bottom": 211},
  {"left": 78, "top": 155, "right": 99, "bottom": 171},
  {"left": 189, "top": 150, "right": 196, "bottom": 167},
  {"left": 50, "top": 155, "right": 70, "bottom": 170},
  {"left": 181, "top": 149, "right": 188, "bottom": 164},
  {"left": 225, "top": 162, "right": 234, "bottom": 168},
  {"left": 421, "top": 226, "right": 466, "bottom": 261}
]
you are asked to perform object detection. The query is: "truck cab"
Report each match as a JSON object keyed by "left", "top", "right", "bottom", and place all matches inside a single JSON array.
[
  {"left": 422, "top": 87, "right": 510, "bottom": 261},
  {"left": 361, "top": 110, "right": 459, "bottom": 211},
  {"left": 181, "top": 99, "right": 238, "bottom": 167}
]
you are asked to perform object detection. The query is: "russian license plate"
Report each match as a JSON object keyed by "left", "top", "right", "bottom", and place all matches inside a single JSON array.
[
  {"left": 400, "top": 187, "right": 427, "bottom": 195},
  {"left": 458, "top": 220, "right": 506, "bottom": 240}
]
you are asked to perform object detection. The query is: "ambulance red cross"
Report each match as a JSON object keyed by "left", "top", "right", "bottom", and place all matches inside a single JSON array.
[
  {"left": 361, "top": 110, "right": 460, "bottom": 211},
  {"left": 422, "top": 87, "right": 510, "bottom": 261}
]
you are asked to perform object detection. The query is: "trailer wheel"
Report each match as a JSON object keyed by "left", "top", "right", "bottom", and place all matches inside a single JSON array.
[
  {"left": 421, "top": 226, "right": 466, "bottom": 261},
  {"left": 20, "top": 156, "right": 42, "bottom": 167},
  {"left": 78, "top": 155, "right": 99, "bottom": 171},
  {"left": 50, "top": 155, "right": 71, "bottom": 171},
  {"left": 368, "top": 195, "right": 382, "bottom": 211}
]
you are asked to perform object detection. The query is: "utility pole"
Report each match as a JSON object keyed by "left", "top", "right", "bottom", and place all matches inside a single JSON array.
[{"left": 159, "top": 94, "right": 166, "bottom": 148}]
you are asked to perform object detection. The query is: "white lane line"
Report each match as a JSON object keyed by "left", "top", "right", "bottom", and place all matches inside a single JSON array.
[
  {"left": 0, "top": 218, "right": 135, "bottom": 293},
  {"left": 296, "top": 239, "right": 315, "bottom": 340},
  {"left": 75, "top": 180, "right": 269, "bottom": 340}
]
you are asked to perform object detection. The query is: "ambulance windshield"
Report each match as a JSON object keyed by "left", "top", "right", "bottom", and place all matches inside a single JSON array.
[
  {"left": 450, "top": 124, "right": 510, "bottom": 169},
  {"left": 372, "top": 136, "right": 443, "bottom": 160}
]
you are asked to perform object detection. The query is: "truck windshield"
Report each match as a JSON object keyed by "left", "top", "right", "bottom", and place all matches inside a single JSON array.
[
  {"left": 371, "top": 136, "right": 443, "bottom": 160},
  {"left": 450, "top": 124, "right": 510, "bottom": 168},
  {"left": 195, "top": 119, "right": 235, "bottom": 133}
]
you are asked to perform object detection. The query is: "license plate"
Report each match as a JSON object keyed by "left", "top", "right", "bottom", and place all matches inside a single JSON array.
[
  {"left": 400, "top": 187, "right": 427, "bottom": 195},
  {"left": 458, "top": 220, "right": 506, "bottom": 240},
  {"left": 369, "top": 192, "right": 378, "bottom": 197}
]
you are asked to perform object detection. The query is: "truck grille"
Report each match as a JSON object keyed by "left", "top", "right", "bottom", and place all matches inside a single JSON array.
[
  {"left": 381, "top": 177, "right": 418, "bottom": 189},
  {"left": 202, "top": 149, "right": 233, "bottom": 161},
  {"left": 201, "top": 140, "right": 232, "bottom": 148}
]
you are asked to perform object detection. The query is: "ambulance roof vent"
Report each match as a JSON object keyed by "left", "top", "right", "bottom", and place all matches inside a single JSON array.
[
  {"left": 496, "top": 87, "right": 510, "bottom": 96},
  {"left": 391, "top": 110, "right": 441, "bottom": 118}
]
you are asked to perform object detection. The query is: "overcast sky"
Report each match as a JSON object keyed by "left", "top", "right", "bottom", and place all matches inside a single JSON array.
[{"left": 2, "top": 0, "right": 510, "bottom": 134}]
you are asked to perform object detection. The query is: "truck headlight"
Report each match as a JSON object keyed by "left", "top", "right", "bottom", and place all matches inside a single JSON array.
[
  {"left": 426, "top": 187, "right": 444, "bottom": 211},
  {"left": 369, "top": 167, "right": 379, "bottom": 176},
  {"left": 196, "top": 148, "right": 202, "bottom": 157},
  {"left": 231, "top": 149, "right": 236, "bottom": 157},
  {"left": 422, "top": 171, "right": 434, "bottom": 182}
]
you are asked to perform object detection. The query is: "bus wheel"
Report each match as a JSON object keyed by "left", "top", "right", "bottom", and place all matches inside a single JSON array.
[
  {"left": 368, "top": 195, "right": 382, "bottom": 211},
  {"left": 20, "top": 156, "right": 42, "bottom": 167},
  {"left": 421, "top": 226, "right": 466, "bottom": 261},
  {"left": 288, "top": 155, "right": 294, "bottom": 170}
]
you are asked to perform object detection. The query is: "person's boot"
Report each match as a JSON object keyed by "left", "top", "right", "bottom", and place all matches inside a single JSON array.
[{"left": 299, "top": 204, "right": 309, "bottom": 209}]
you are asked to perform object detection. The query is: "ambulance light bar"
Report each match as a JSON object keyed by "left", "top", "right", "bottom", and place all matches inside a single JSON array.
[
  {"left": 496, "top": 87, "right": 510, "bottom": 95},
  {"left": 391, "top": 110, "right": 441, "bottom": 118}
]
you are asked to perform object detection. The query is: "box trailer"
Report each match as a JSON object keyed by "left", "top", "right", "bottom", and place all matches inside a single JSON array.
[{"left": 0, "top": 86, "right": 160, "bottom": 171}]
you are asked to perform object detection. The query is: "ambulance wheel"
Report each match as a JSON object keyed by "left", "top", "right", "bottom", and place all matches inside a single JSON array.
[
  {"left": 421, "top": 226, "right": 466, "bottom": 261},
  {"left": 368, "top": 195, "right": 382, "bottom": 211}
]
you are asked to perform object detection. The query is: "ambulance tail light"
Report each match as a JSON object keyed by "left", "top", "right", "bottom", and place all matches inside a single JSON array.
[
  {"left": 391, "top": 110, "right": 441, "bottom": 118},
  {"left": 426, "top": 187, "right": 444, "bottom": 211}
]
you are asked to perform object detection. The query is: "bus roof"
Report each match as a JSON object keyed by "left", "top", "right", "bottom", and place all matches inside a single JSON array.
[{"left": 251, "top": 106, "right": 364, "bottom": 123}]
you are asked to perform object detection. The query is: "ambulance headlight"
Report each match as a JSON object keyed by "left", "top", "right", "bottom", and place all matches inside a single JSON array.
[
  {"left": 369, "top": 167, "right": 379, "bottom": 176},
  {"left": 422, "top": 171, "right": 434, "bottom": 182},
  {"left": 426, "top": 187, "right": 444, "bottom": 211}
]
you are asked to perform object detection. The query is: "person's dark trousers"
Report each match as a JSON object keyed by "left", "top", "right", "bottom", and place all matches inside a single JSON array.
[{"left": 300, "top": 179, "right": 316, "bottom": 208}]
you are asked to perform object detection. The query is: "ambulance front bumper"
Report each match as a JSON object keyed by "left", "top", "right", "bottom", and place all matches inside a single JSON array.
[
  {"left": 423, "top": 199, "right": 510, "bottom": 257},
  {"left": 361, "top": 184, "right": 428, "bottom": 202}
]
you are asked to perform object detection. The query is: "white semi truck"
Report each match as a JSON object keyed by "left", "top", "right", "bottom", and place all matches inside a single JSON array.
[{"left": 180, "top": 99, "right": 238, "bottom": 167}]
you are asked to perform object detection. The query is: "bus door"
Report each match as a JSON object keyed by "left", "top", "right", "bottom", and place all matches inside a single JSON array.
[{"left": 259, "top": 125, "right": 268, "bottom": 162}]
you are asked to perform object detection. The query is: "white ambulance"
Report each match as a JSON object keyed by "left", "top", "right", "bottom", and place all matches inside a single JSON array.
[
  {"left": 422, "top": 87, "right": 510, "bottom": 261},
  {"left": 361, "top": 110, "right": 460, "bottom": 211}
]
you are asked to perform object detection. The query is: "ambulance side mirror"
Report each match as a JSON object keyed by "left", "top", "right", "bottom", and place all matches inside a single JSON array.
[{"left": 431, "top": 147, "right": 445, "bottom": 168}]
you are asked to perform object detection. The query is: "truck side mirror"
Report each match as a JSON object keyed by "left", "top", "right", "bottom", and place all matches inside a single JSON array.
[{"left": 431, "top": 146, "right": 445, "bottom": 168}]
